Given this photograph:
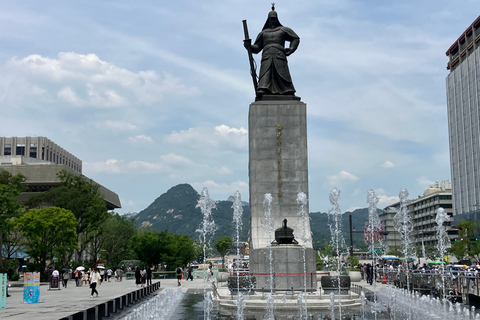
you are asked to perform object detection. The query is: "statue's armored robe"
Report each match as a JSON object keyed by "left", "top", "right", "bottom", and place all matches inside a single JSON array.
[{"left": 251, "top": 26, "right": 299, "bottom": 95}]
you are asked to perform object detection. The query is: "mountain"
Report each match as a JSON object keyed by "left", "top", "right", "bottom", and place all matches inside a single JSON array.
[
  {"left": 134, "top": 183, "right": 374, "bottom": 249},
  {"left": 310, "top": 208, "right": 373, "bottom": 249},
  {"left": 134, "top": 184, "right": 250, "bottom": 242}
]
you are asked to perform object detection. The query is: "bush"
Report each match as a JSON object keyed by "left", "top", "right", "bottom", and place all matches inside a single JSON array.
[
  {"left": 10, "top": 273, "right": 20, "bottom": 281},
  {"left": 347, "top": 256, "right": 359, "bottom": 267},
  {"left": 4, "top": 259, "right": 20, "bottom": 279}
]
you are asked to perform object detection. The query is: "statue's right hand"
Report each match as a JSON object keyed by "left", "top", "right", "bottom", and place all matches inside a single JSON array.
[{"left": 243, "top": 39, "right": 251, "bottom": 50}]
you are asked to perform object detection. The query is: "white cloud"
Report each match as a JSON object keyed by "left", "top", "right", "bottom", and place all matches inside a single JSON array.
[
  {"left": 166, "top": 125, "right": 248, "bottom": 149},
  {"left": 381, "top": 161, "right": 395, "bottom": 168},
  {"left": 128, "top": 135, "right": 153, "bottom": 143},
  {"left": 1, "top": 52, "right": 195, "bottom": 108},
  {"left": 57, "top": 87, "right": 83, "bottom": 105},
  {"left": 377, "top": 195, "right": 400, "bottom": 207},
  {"left": 85, "top": 159, "right": 122, "bottom": 173},
  {"left": 191, "top": 180, "right": 249, "bottom": 199},
  {"left": 328, "top": 171, "right": 359, "bottom": 185},
  {"left": 417, "top": 176, "right": 435, "bottom": 190},
  {"left": 215, "top": 124, "right": 248, "bottom": 135}
]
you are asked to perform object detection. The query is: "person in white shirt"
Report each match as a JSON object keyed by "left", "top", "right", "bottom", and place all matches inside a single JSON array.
[{"left": 89, "top": 268, "right": 101, "bottom": 298}]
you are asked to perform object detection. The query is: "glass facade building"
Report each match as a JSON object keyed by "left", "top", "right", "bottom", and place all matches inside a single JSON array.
[{"left": 446, "top": 16, "right": 480, "bottom": 221}]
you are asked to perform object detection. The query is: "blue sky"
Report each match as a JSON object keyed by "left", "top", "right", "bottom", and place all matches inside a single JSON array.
[{"left": 0, "top": 1, "right": 477, "bottom": 214}]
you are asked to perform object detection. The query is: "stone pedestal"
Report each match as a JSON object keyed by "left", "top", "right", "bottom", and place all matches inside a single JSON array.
[
  {"left": 248, "top": 100, "right": 311, "bottom": 249},
  {"left": 250, "top": 246, "right": 317, "bottom": 292},
  {"left": 248, "top": 99, "right": 315, "bottom": 292}
]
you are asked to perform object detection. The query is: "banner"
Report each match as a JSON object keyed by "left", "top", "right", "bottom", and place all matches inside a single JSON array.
[
  {"left": 0, "top": 273, "right": 6, "bottom": 309},
  {"left": 23, "top": 272, "right": 40, "bottom": 303}
]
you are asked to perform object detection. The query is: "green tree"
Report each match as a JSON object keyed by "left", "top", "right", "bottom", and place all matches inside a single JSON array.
[
  {"left": 130, "top": 229, "right": 197, "bottom": 270},
  {"left": 98, "top": 213, "right": 136, "bottom": 267},
  {"left": 0, "top": 171, "right": 26, "bottom": 272},
  {"left": 130, "top": 229, "right": 163, "bottom": 267},
  {"left": 448, "top": 220, "right": 480, "bottom": 262},
  {"left": 26, "top": 170, "right": 109, "bottom": 263},
  {"left": 215, "top": 236, "right": 233, "bottom": 269},
  {"left": 15, "top": 206, "right": 78, "bottom": 276},
  {"left": 387, "top": 246, "right": 401, "bottom": 257}
]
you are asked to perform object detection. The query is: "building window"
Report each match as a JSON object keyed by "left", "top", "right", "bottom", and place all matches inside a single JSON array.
[
  {"left": 30, "top": 143, "right": 37, "bottom": 158},
  {"left": 4, "top": 144, "right": 11, "bottom": 155},
  {"left": 16, "top": 144, "right": 25, "bottom": 156}
]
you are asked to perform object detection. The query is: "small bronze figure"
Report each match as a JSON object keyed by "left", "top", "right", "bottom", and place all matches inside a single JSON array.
[{"left": 244, "top": 4, "right": 300, "bottom": 98}]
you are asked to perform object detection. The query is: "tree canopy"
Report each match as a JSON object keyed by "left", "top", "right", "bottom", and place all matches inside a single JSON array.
[
  {"left": 0, "top": 171, "right": 26, "bottom": 271},
  {"left": 214, "top": 236, "right": 233, "bottom": 269},
  {"left": 130, "top": 229, "right": 197, "bottom": 270},
  {"left": 26, "top": 170, "right": 109, "bottom": 262},
  {"left": 15, "top": 206, "right": 78, "bottom": 275}
]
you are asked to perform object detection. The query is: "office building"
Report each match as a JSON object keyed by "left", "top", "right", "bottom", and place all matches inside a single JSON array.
[
  {"left": 0, "top": 136, "right": 120, "bottom": 210},
  {"left": 445, "top": 15, "right": 480, "bottom": 221}
]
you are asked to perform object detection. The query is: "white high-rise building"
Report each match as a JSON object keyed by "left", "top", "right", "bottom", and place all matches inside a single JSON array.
[{"left": 445, "top": 15, "right": 480, "bottom": 221}]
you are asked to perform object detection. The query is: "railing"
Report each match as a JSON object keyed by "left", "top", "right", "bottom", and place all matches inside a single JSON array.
[{"left": 375, "top": 269, "right": 470, "bottom": 301}]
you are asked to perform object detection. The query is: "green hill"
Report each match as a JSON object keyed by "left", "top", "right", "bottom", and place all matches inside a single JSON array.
[
  {"left": 134, "top": 183, "right": 374, "bottom": 249},
  {"left": 134, "top": 184, "right": 250, "bottom": 242}
]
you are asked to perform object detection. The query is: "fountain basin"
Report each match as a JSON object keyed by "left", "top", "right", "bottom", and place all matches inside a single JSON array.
[
  {"left": 227, "top": 275, "right": 257, "bottom": 293},
  {"left": 320, "top": 275, "right": 351, "bottom": 294}
]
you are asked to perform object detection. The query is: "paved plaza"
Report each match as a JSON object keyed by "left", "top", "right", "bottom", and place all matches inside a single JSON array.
[
  {"left": 1, "top": 277, "right": 211, "bottom": 320},
  {"left": 1, "top": 275, "right": 381, "bottom": 320}
]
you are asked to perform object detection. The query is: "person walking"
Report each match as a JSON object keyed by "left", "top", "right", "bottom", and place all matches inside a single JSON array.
[
  {"left": 187, "top": 265, "right": 193, "bottom": 281},
  {"left": 107, "top": 268, "right": 112, "bottom": 282},
  {"left": 146, "top": 267, "right": 152, "bottom": 286},
  {"left": 74, "top": 269, "right": 80, "bottom": 287},
  {"left": 176, "top": 265, "right": 183, "bottom": 286},
  {"left": 62, "top": 270, "right": 70, "bottom": 288},
  {"left": 135, "top": 267, "right": 141, "bottom": 287},
  {"left": 89, "top": 268, "right": 101, "bottom": 298},
  {"left": 140, "top": 267, "right": 146, "bottom": 287}
]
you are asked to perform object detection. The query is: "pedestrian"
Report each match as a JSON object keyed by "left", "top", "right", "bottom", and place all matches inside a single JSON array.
[
  {"left": 187, "top": 265, "right": 193, "bottom": 281},
  {"left": 207, "top": 265, "right": 214, "bottom": 282},
  {"left": 176, "top": 265, "right": 183, "bottom": 286},
  {"left": 140, "top": 267, "right": 146, "bottom": 287},
  {"left": 89, "top": 268, "right": 101, "bottom": 298},
  {"left": 74, "top": 269, "right": 80, "bottom": 287},
  {"left": 119, "top": 268, "right": 124, "bottom": 282},
  {"left": 366, "top": 263, "right": 373, "bottom": 285},
  {"left": 62, "top": 270, "right": 70, "bottom": 288},
  {"left": 99, "top": 267, "right": 105, "bottom": 282},
  {"left": 146, "top": 267, "right": 152, "bottom": 286},
  {"left": 82, "top": 271, "right": 88, "bottom": 286},
  {"left": 107, "top": 268, "right": 112, "bottom": 282},
  {"left": 135, "top": 267, "right": 141, "bottom": 287}
]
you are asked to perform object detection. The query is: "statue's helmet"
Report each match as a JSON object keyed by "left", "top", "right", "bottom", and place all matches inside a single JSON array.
[{"left": 262, "top": 4, "right": 282, "bottom": 30}]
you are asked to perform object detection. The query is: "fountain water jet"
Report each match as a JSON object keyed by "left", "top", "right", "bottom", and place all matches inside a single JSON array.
[
  {"left": 393, "top": 188, "right": 414, "bottom": 290},
  {"left": 196, "top": 187, "right": 217, "bottom": 320}
]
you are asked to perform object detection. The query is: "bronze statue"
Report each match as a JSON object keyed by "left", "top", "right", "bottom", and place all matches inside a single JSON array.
[{"left": 244, "top": 5, "right": 300, "bottom": 99}]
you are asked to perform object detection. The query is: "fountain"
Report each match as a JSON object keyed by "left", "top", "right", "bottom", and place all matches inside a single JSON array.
[
  {"left": 435, "top": 207, "right": 451, "bottom": 301},
  {"left": 196, "top": 187, "right": 217, "bottom": 320},
  {"left": 393, "top": 188, "right": 414, "bottom": 289}
]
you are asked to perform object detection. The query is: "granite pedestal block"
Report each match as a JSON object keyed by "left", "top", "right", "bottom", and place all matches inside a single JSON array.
[{"left": 250, "top": 246, "right": 317, "bottom": 292}]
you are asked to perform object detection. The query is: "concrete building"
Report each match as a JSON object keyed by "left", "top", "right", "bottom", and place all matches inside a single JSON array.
[
  {"left": 379, "top": 181, "right": 457, "bottom": 252},
  {"left": 0, "top": 137, "right": 120, "bottom": 210},
  {"left": 0, "top": 137, "right": 82, "bottom": 173},
  {"left": 378, "top": 204, "right": 402, "bottom": 250},
  {"left": 409, "top": 181, "right": 457, "bottom": 247},
  {"left": 445, "top": 15, "right": 480, "bottom": 222}
]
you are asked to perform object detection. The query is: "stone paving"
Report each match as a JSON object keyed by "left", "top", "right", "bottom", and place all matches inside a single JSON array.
[
  {"left": 0, "top": 275, "right": 382, "bottom": 320},
  {"left": 1, "top": 277, "right": 211, "bottom": 320}
]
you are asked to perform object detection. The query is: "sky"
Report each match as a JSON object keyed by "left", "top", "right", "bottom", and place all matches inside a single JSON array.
[{"left": 0, "top": 1, "right": 478, "bottom": 214}]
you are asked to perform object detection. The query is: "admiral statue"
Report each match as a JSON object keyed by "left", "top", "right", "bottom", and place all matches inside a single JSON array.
[{"left": 244, "top": 4, "right": 300, "bottom": 98}]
